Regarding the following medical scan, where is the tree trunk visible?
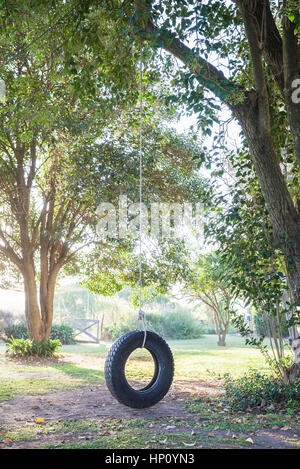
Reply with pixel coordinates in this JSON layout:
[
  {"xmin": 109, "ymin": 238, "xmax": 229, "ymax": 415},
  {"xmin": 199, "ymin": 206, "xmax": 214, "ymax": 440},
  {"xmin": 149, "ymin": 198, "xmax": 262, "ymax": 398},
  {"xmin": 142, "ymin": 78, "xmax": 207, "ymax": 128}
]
[
  {"xmin": 235, "ymin": 99, "xmax": 300, "ymax": 308},
  {"xmin": 23, "ymin": 265, "xmax": 44, "ymax": 342},
  {"xmin": 282, "ymin": 290, "xmax": 300, "ymax": 380},
  {"xmin": 213, "ymin": 308, "xmax": 229, "ymax": 347},
  {"xmin": 287, "ymin": 260, "xmax": 300, "ymax": 308},
  {"xmin": 217, "ymin": 331, "xmax": 227, "ymax": 347},
  {"xmin": 39, "ymin": 274, "xmax": 56, "ymax": 341},
  {"xmin": 23, "ymin": 261, "xmax": 56, "ymax": 343}
]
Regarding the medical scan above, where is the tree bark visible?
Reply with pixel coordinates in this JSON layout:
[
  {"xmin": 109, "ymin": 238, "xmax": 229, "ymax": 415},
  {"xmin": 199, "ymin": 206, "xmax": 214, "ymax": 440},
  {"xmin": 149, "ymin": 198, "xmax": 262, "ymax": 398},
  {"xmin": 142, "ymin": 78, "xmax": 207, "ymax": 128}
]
[
  {"xmin": 283, "ymin": 290, "xmax": 300, "ymax": 378},
  {"xmin": 210, "ymin": 302, "xmax": 230, "ymax": 347},
  {"xmin": 23, "ymin": 263, "xmax": 45, "ymax": 342},
  {"xmin": 232, "ymin": 1, "xmax": 300, "ymax": 308},
  {"xmin": 282, "ymin": 11, "xmax": 300, "ymax": 166},
  {"xmin": 217, "ymin": 330, "xmax": 227, "ymax": 347},
  {"xmin": 39, "ymin": 270, "xmax": 57, "ymax": 341},
  {"xmin": 22, "ymin": 259, "xmax": 59, "ymax": 343}
]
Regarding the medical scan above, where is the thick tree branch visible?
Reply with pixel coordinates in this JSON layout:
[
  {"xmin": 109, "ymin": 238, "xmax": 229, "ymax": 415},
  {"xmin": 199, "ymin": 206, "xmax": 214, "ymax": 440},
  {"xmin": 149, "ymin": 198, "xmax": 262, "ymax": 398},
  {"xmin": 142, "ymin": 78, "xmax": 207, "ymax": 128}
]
[
  {"xmin": 234, "ymin": 0, "xmax": 284, "ymax": 94},
  {"xmin": 237, "ymin": 0, "xmax": 272, "ymax": 134},
  {"xmin": 0, "ymin": 229, "xmax": 24, "ymax": 271},
  {"xmin": 137, "ymin": 14, "xmax": 242, "ymax": 102}
]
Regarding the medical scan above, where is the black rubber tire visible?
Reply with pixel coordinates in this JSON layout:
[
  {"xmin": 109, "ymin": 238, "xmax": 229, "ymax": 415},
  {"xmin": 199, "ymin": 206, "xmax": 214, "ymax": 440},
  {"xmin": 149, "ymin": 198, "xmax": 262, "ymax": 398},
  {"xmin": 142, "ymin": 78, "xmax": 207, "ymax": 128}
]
[{"xmin": 104, "ymin": 330, "xmax": 174, "ymax": 409}]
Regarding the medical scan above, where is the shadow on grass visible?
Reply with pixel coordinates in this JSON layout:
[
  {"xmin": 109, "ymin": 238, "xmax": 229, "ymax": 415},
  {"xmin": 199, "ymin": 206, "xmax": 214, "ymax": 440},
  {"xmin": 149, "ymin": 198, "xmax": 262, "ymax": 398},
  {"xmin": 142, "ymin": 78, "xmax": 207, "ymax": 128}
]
[
  {"xmin": 0, "ymin": 362, "xmax": 105, "ymax": 402},
  {"xmin": 54, "ymin": 363, "xmax": 105, "ymax": 385}
]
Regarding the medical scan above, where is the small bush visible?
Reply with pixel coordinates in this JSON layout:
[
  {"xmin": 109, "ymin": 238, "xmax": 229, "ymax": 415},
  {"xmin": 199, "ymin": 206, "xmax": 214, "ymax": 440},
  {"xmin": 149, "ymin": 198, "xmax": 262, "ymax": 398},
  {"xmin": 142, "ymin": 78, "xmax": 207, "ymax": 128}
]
[
  {"xmin": 0, "ymin": 311, "xmax": 15, "ymax": 334},
  {"xmin": 105, "ymin": 315, "xmax": 137, "ymax": 340},
  {"xmin": 4, "ymin": 322, "xmax": 76, "ymax": 344},
  {"xmin": 155, "ymin": 310, "xmax": 204, "ymax": 339},
  {"xmin": 220, "ymin": 369, "xmax": 300, "ymax": 410},
  {"xmin": 203, "ymin": 323, "xmax": 216, "ymax": 334},
  {"xmin": 4, "ymin": 322, "xmax": 28, "ymax": 340},
  {"xmin": 50, "ymin": 324, "xmax": 76, "ymax": 344},
  {"xmin": 6, "ymin": 337, "xmax": 61, "ymax": 357},
  {"xmin": 106, "ymin": 310, "xmax": 204, "ymax": 340}
]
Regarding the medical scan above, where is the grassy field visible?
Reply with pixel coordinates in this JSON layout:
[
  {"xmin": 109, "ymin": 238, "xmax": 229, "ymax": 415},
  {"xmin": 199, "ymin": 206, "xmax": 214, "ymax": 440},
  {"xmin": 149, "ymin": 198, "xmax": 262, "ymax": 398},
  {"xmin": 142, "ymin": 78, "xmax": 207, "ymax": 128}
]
[
  {"xmin": 0, "ymin": 335, "xmax": 269, "ymax": 402},
  {"xmin": 1, "ymin": 335, "xmax": 299, "ymax": 450}
]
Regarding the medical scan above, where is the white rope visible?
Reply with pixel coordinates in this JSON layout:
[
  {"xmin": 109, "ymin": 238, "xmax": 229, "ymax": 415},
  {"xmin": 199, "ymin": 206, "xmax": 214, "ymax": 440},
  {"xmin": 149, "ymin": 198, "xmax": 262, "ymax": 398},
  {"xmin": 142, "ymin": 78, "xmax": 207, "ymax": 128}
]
[{"xmin": 138, "ymin": 43, "xmax": 147, "ymax": 349}]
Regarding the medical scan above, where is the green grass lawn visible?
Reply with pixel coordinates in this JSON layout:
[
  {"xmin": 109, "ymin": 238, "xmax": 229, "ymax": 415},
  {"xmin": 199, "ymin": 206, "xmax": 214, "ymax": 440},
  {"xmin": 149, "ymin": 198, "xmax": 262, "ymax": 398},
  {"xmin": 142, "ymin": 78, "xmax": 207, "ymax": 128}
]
[
  {"xmin": 170, "ymin": 335, "xmax": 270, "ymax": 378},
  {"xmin": 60, "ymin": 333, "xmax": 270, "ymax": 377},
  {"xmin": 0, "ymin": 335, "xmax": 270, "ymax": 402},
  {"xmin": 1, "ymin": 335, "xmax": 299, "ymax": 450}
]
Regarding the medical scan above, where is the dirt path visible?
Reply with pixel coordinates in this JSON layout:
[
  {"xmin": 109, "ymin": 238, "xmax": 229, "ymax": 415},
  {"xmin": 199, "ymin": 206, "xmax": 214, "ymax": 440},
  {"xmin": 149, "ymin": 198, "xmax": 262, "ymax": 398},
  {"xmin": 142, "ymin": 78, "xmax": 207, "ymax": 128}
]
[{"xmin": 0, "ymin": 384, "xmax": 190, "ymax": 426}]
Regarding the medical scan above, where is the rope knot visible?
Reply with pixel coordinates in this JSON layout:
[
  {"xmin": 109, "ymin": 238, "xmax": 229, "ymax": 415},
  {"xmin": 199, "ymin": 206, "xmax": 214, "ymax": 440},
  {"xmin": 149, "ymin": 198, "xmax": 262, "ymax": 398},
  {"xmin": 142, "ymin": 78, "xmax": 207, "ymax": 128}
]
[{"xmin": 138, "ymin": 309, "xmax": 145, "ymax": 321}]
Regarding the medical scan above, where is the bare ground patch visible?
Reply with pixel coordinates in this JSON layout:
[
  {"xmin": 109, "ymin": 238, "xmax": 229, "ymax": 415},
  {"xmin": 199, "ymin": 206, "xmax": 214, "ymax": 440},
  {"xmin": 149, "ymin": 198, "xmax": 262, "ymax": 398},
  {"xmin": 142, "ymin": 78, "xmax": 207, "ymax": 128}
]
[
  {"xmin": 0, "ymin": 382, "xmax": 299, "ymax": 449},
  {"xmin": 0, "ymin": 384, "xmax": 190, "ymax": 426}
]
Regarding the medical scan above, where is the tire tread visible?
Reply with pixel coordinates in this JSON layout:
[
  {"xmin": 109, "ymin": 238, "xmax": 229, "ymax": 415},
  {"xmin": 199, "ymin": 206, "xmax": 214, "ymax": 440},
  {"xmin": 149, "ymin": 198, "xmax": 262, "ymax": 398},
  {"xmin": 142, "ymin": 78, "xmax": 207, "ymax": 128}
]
[{"xmin": 104, "ymin": 330, "xmax": 174, "ymax": 408}]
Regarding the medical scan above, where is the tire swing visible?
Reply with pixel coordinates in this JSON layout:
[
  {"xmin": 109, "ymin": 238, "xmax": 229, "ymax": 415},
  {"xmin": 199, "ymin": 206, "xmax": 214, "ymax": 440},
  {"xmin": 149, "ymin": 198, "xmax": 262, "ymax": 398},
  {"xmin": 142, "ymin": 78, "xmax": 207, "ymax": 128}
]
[
  {"xmin": 104, "ymin": 47, "xmax": 174, "ymax": 409},
  {"xmin": 105, "ymin": 329, "xmax": 174, "ymax": 409}
]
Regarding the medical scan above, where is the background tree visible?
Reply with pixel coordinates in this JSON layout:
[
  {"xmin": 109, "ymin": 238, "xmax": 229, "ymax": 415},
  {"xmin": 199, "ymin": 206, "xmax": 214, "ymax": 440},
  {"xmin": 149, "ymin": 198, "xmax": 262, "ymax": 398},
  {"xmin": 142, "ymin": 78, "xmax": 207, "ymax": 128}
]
[
  {"xmin": 179, "ymin": 254, "xmax": 235, "ymax": 347},
  {"xmin": 0, "ymin": 1, "xmax": 204, "ymax": 342}
]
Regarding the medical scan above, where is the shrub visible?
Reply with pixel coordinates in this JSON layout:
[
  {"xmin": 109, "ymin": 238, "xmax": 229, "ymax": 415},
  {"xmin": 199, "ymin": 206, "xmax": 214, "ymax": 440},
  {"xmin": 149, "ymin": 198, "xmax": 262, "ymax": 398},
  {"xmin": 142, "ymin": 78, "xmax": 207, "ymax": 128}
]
[
  {"xmin": 220, "ymin": 369, "xmax": 300, "ymax": 410},
  {"xmin": 6, "ymin": 337, "xmax": 61, "ymax": 357},
  {"xmin": 105, "ymin": 315, "xmax": 137, "ymax": 340},
  {"xmin": 4, "ymin": 322, "xmax": 28, "ymax": 340},
  {"xmin": 156, "ymin": 310, "xmax": 204, "ymax": 339},
  {"xmin": 0, "ymin": 311, "xmax": 15, "ymax": 334},
  {"xmin": 106, "ymin": 310, "xmax": 204, "ymax": 340},
  {"xmin": 50, "ymin": 324, "xmax": 76, "ymax": 344},
  {"xmin": 4, "ymin": 322, "xmax": 76, "ymax": 344},
  {"xmin": 203, "ymin": 323, "xmax": 216, "ymax": 334}
]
